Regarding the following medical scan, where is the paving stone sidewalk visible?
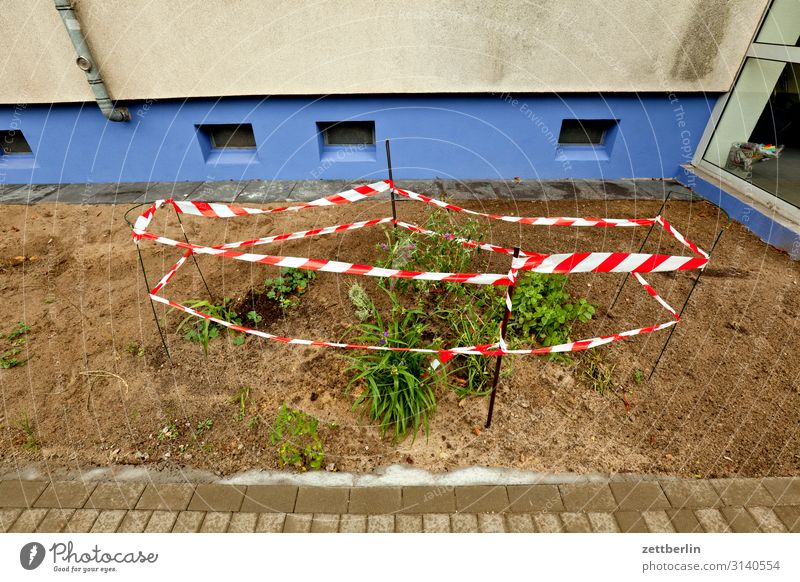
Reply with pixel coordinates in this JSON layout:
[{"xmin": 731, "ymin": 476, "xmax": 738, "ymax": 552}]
[{"xmin": 1, "ymin": 477, "xmax": 798, "ymax": 533}]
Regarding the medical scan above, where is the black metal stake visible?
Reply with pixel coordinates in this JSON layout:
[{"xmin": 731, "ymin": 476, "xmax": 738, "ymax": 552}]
[
  {"xmin": 386, "ymin": 139, "xmax": 397, "ymax": 228},
  {"xmin": 135, "ymin": 244, "xmax": 173, "ymax": 365},
  {"xmin": 648, "ymin": 222, "xmax": 729, "ymax": 381},
  {"xmin": 174, "ymin": 211, "xmax": 214, "ymax": 300},
  {"xmin": 485, "ymin": 247, "xmax": 521, "ymax": 429},
  {"xmin": 609, "ymin": 190, "xmax": 674, "ymax": 312}
]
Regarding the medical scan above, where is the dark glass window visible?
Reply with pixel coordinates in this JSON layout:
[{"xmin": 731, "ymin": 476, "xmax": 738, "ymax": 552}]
[
  {"xmin": 558, "ymin": 119, "xmax": 617, "ymax": 145},
  {"xmin": 0, "ymin": 130, "xmax": 32, "ymax": 154},
  {"xmin": 318, "ymin": 121, "xmax": 375, "ymax": 146},
  {"xmin": 198, "ymin": 124, "xmax": 256, "ymax": 149}
]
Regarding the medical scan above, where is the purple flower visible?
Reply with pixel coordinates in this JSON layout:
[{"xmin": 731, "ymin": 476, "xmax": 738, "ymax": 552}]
[
  {"xmin": 379, "ymin": 331, "xmax": 389, "ymax": 346},
  {"xmin": 383, "ymin": 331, "xmax": 389, "ymax": 337},
  {"xmin": 443, "ymin": 233, "xmax": 455, "ymax": 241},
  {"xmin": 380, "ymin": 242, "xmax": 389, "ymax": 251}
]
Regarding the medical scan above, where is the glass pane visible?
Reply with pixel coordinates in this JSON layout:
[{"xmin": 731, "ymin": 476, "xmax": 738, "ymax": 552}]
[
  {"xmin": 0, "ymin": 130, "xmax": 32, "ymax": 154},
  {"xmin": 203, "ymin": 124, "xmax": 256, "ymax": 149},
  {"xmin": 558, "ymin": 119, "xmax": 616, "ymax": 145},
  {"xmin": 756, "ymin": 0, "xmax": 800, "ymax": 46},
  {"xmin": 704, "ymin": 59, "xmax": 800, "ymax": 208}
]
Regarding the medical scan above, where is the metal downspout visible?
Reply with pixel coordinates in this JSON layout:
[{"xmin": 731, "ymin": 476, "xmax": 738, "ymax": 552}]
[{"xmin": 54, "ymin": 0, "xmax": 130, "ymax": 122}]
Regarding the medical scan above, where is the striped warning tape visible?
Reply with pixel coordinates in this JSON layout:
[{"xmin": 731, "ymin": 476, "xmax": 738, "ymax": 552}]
[{"xmin": 133, "ymin": 181, "xmax": 708, "ymax": 359}]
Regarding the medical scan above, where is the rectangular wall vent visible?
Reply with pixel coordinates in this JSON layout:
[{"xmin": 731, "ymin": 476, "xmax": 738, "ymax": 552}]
[{"xmin": 0, "ymin": 130, "xmax": 32, "ymax": 155}]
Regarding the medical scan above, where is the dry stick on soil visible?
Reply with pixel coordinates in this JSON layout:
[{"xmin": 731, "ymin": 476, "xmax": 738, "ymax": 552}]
[{"xmin": 80, "ymin": 370, "xmax": 130, "ymax": 412}]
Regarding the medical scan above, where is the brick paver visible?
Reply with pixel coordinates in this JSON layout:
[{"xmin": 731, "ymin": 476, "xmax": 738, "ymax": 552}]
[
  {"xmin": 747, "ymin": 507, "xmax": 787, "ymax": 533},
  {"xmin": 660, "ymin": 480, "xmax": 721, "ymax": 509},
  {"xmin": 423, "ymin": 513, "xmax": 451, "ymax": 532},
  {"xmin": 310, "ymin": 513, "xmax": 339, "ymax": 533},
  {"xmin": 87, "ymin": 482, "xmax": 145, "ymax": 510},
  {"xmin": 348, "ymin": 487, "xmax": 401, "ymax": 514},
  {"xmin": 507, "ymin": 484, "xmax": 564, "ymax": 512},
  {"xmin": 35, "ymin": 481, "xmax": 96, "ymax": 508},
  {"xmin": 241, "ymin": 485, "xmax": 297, "ymax": 513},
  {"xmin": 0, "ymin": 476, "xmax": 797, "ymax": 534},
  {"xmin": 118, "ymin": 510, "xmax": 152, "ymax": 533},
  {"xmin": 762, "ymin": 478, "xmax": 800, "ymax": 506},
  {"xmin": 283, "ymin": 513, "xmax": 312, "ymax": 533},
  {"xmin": 367, "ymin": 514, "xmax": 395, "ymax": 533},
  {"xmin": 200, "ymin": 512, "xmax": 232, "ymax": 532},
  {"xmin": 188, "ymin": 485, "xmax": 245, "ymax": 512},
  {"xmin": 712, "ymin": 479, "xmax": 775, "ymax": 507},
  {"xmin": 559, "ymin": 483, "xmax": 616, "ymax": 511},
  {"xmin": 455, "ymin": 485, "xmax": 510, "ymax": 513},
  {"xmin": 91, "ymin": 510, "xmax": 127, "ymax": 533},
  {"xmin": 137, "ymin": 483, "xmax": 195, "ymax": 511},
  {"xmin": 0, "ymin": 480, "xmax": 47, "ymax": 507},
  {"xmin": 172, "ymin": 511, "xmax": 205, "ymax": 533},
  {"xmin": 144, "ymin": 510, "xmax": 177, "ymax": 533},
  {"xmin": 37, "ymin": 508, "xmax": 76, "ymax": 533},
  {"xmin": 295, "ymin": 487, "xmax": 349, "ymax": 514},
  {"xmin": 255, "ymin": 513, "xmax": 286, "ymax": 533},
  {"xmin": 0, "ymin": 508, "xmax": 23, "ymax": 532},
  {"xmin": 401, "ymin": 486, "xmax": 456, "ymax": 514},
  {"xmin": 229, "ymin": 512, "xmax": 258, "ymax": 533},
  {"xmin": 9, "ymin": 508, "xmax": 48, "ymax": 532},
  {"xmin": 66, "ymin": 509, "xmax": 100, "ymax": 533},
  {"xmin": 610, "ymin": 481, "xmax": 670, "ymax": 511}
]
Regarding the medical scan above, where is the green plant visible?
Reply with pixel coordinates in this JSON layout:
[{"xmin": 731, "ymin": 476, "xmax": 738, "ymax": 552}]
[
  {"xmin": 578, "ymin": 350, "xmax": 616, "ymax": 394},
  {"xmin": 195, "ymin": 418, "xmax": 213, "ymax": 438},
  {"xmin": 344, "ymin": 288, "xmax": 443, "ymax": 441},
  {"xmin": 247, "ymin": 415, "xmax": 261, "ymax": 430},
  {"xmin": 231, "ymin": 386, "xmax": 251, "ymax": 422},
  {"xmin": 269, "ymin": 404, "xmax": 325, "ymax": 471},
  {"xmin": 157, "ymin": 420, "xmax": 180, "ymax": 442},
  {"xmin": 246, "ymin": 310, "xmax": 263, "ymax": 324},
  {"xmin": 347, "ymin": 283, "xmax": 372, "ymax": 321},
  {"xmin": 124, "ymin": 341, "xmax": 145, "ymax": 357},
  {"xmin": 378, "ymin": 209, "xmax": 485, "ymax": 297},
  {"xmin": 1, "ymin": 322, "xmax": 30, "ymax": 369},
  {"xmin": 633, "ymin": 368, "xmax": 644, "ymax": 385},
  {"xmin": 508, "ymin": 273, "xmax": 595, "ymax": 349},
  {"xmin": 19, "ymin": 415, "xmax": 40, "ymax": 451},
  {"xmin": 175, "ymin": 298, "xmax": 242, "ymax": 354},
  {"xmin": 264, "ymin": 268, "xmax": 316, "ymax": 312}
]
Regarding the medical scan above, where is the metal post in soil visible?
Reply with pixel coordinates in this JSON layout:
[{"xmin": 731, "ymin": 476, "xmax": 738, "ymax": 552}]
[
  {"xmin": 135, "ymin": 245, "xmax": 173, "ymax": 365},
  {"xmin": 609, "ymin": 190, "xmax": 674, "ymax": 312},
  {"xmin": 385, "ymin": 139, "xmax": 397, "ymax": 227},
  {"xmin": 485, "ymin": 247, "xmax": 521, "ymax": 429},
  {"xmin": 648, "ymin": 221, "xmax": 729, "ymax": 381}
]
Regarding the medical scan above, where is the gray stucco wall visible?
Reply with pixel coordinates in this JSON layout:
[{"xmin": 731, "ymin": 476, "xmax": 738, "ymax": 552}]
[{"xmin": 0, "ymin": 0, "xmax": 769, "ymax": 104}]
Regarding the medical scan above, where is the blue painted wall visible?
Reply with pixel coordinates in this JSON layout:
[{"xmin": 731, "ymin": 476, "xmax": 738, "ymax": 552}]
[
  {"xmin": 676, "ymin": 170, "xmax": 800, "ymax": 260},
  {"xmin": 0, "ymin": 94, "xmax": 714, "ymax": 184}
]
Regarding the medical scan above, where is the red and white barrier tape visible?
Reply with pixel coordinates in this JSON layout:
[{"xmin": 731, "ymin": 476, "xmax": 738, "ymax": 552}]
[{"xmin": 133, "ymin": 181, "xmax": 707, "ymax": 359}]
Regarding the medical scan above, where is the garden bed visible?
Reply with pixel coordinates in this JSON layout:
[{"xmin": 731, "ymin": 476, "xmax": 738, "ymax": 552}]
[{"xmin": 0, "ymin": 195, "xmax": 798, "ymax": 478}]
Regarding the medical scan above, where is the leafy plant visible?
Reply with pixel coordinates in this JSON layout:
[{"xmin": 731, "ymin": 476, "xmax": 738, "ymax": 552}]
[
  {"xmin": 633, "ymin": 368, "xmax": 644, "ymax": 385},
  {"xmin": 269, "ymin": 404, "xmax": 325, "ymax": 471},
  {"xmin": 124, "ymin": 341, "xmax": 145, "ymax": 357},
  {"xmin": 175, "ymin": 298, "xmax": 242, "ymax": 354},
  {"xmin": 344, "ymin": 289, "xmax": 443, "ymax": 441},
  {"xmin": 578, "ymin": 350, "xmax": 616, "ymax": 394},
  {"xmin": 195, "ymin": 418, "xmax": 213, "ymax": 438},
  {"xmin": 246, "ymin": 310, "xmax": 263, "ymax": 324},
  {"xmin": 507, "ymin": 273, "xmax": 595, "ymax": 349},
  {"xmin": 19, "ymin": 415, "xmax": 40, "ymax": 451},
  {"xmin": 1, "ymin": 322, "xmax": 30, "ymax": 369},
  {"xmin": 264, "ymin": 268, "xmax": 316, "ymax": 312},
  {"xmin": 378, "ymin": 209, "xmax": 485, "ymax": 296}
]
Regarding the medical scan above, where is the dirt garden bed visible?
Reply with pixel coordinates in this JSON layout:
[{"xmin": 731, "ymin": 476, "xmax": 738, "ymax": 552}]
[{"xmin": 0, "ymin": 194, "xmax": 798, "ymax": 478}]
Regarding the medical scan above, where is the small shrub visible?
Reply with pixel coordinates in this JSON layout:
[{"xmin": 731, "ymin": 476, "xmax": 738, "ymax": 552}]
[
  {"xmin": 231, "ymin": 386, "xmax": 250, "ymax": 422},
  {"xmin": 264, "ymin": 268, "xmax": 315, "ymax": 312},
  {"xmin": 124, "ymin": 341, "xmax": 144, "ymax": 357},
  {"xmin": 508, "ymin": 273, "xmax": 595, "ymax": 348},
  {"xmin": 19, "ymin": 415, "xmax": 40, "ymax": 451},
  {"xmin": 633, "ymin": 368, "xmax": 644, "ymax": 385},
  {"xmin": 344, "ymin": 289, "xmax": 442, "ymax": 441},
  {"xmin": 175, "ymin": 298, "xmax": 242, "ymax": 354},
  {"xmin": 269, "ymin": 404, "xmax": 325, "ymax": 471}
]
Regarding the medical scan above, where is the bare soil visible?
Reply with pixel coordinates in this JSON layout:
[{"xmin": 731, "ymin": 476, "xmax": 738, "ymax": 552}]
[{"xmin": 0, "ymin": 196, "xmax": 798, "ymax": 478}]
